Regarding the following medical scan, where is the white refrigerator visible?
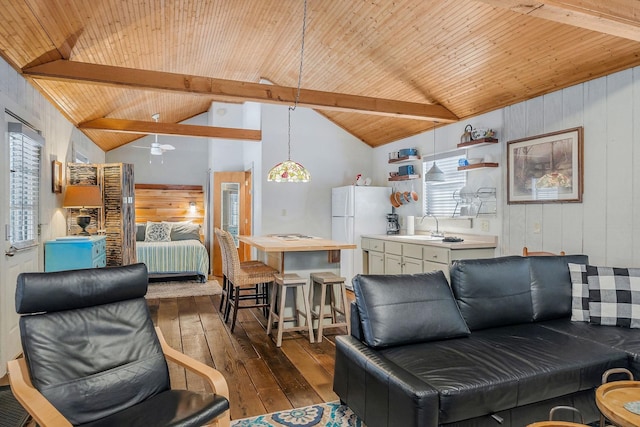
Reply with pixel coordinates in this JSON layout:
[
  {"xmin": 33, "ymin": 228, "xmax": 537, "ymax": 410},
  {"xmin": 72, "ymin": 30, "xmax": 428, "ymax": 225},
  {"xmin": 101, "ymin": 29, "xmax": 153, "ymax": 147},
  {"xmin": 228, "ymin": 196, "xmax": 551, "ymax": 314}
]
[{"xmin": 332, "ymin": 185, "xmax": 391, "ymax": 288}]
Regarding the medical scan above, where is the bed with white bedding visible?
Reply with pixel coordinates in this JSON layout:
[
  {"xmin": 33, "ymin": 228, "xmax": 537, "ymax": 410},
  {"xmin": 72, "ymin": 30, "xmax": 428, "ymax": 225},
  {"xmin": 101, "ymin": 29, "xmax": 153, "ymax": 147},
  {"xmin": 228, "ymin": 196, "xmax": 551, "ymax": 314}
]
[
  {"xmin": 136, "ymin": 239, "xmax": 209, "ymax": 282},
  {"xmin": 134, "ymin": 184, "xmax": 208, "ymax": 282}
]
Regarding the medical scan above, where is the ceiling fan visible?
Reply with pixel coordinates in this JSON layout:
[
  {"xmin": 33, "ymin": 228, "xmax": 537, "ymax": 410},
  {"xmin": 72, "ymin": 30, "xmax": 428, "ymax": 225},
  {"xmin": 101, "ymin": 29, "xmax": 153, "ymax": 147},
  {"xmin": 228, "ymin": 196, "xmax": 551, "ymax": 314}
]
[{"xmin": 133, "ymin": 113, "xmax": 175, "ymax": 156}]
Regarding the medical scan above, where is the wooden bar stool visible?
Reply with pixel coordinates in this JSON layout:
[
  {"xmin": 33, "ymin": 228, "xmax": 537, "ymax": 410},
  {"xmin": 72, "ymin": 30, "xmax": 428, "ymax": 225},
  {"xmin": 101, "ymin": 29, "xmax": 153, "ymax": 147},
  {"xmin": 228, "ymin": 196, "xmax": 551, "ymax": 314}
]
[
  {"xmin": 267, "ymin": 273, "xmax": 315, "ymax": 347},
  {"xmin": 309, "ymin": 272, "xmax": 350, "ymax": 342}
]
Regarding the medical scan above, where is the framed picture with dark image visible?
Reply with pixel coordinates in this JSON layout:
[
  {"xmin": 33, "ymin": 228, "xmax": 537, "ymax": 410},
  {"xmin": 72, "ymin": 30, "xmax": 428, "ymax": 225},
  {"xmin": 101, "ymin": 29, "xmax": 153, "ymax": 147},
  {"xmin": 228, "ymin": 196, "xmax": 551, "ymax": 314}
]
[
  {"xmin": 52, "ymin": 160, "xmax": 62, "ymax": 193},
  {"xmin": 507, "ymin": 127, "xmax": 583, "ymax": 204}
]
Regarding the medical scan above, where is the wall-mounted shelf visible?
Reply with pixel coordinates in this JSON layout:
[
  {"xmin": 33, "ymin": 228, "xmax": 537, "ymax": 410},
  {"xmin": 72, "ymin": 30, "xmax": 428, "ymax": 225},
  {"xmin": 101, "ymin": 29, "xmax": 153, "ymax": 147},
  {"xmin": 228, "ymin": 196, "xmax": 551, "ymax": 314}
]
[
  {"xmin": 458, "ymin": 162, "xmax": 499, "ymax": 171},
  {"xmin": 457, "ymin": 137, "xmax": 499, "ymax": 149},
  {"xmin": 388, "ymin": 174, "xmax": 420, "ymax": 181},
  {"xmin": 388, "ymin": 155, "xmax": 421, "ymax": 164}
]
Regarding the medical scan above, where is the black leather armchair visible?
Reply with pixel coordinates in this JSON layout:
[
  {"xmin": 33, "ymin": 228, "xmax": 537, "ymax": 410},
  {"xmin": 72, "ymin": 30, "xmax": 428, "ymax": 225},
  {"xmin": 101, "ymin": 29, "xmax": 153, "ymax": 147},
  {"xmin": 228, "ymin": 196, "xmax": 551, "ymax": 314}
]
[{"xmin": 7, "ymin": 263, "xmax": 230, "ymax": 427}]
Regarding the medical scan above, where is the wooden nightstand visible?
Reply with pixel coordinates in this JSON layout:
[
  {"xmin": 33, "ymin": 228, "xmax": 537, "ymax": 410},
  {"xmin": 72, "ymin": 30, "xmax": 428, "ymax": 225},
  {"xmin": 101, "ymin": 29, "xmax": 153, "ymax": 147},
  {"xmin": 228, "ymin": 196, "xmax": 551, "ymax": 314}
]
[{"xmin": 44, "ymin": 236, "xmax": 107, "ymax": 272}]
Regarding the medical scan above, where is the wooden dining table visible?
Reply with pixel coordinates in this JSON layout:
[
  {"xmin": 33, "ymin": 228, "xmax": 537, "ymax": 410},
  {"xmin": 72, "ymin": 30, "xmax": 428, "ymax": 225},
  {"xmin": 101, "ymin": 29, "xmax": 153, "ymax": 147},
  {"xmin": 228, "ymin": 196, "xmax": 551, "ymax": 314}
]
[
  {"xmin": 237, "ymin": 234, "xmax": 356, "ymax": 274},
  {"xmin": 238, "ymin": 234, "xmax": 356, "ymax": 328}
]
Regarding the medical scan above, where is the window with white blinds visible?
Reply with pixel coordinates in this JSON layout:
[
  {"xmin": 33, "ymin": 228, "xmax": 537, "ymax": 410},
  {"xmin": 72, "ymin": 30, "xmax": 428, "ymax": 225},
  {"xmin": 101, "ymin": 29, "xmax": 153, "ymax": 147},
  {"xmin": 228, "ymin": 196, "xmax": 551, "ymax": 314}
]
[
  {"xmin": 423, "ymin": 154, "xmax": 466, "ymax": 217},
  {"xmin": 9, "ymin": 122, "xmax": 43, "ymax": 248}
]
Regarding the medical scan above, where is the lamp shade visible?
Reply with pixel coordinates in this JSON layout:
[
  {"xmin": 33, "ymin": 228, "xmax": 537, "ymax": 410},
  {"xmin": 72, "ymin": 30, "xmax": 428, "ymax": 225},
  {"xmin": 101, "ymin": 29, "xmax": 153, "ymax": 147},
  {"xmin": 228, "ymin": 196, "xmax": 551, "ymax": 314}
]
[
  {"xmin": 426, "ymin": 122, "xmax": 445, "ymax": 182},
  {"xmin": 63, "ymin": 185, "xmax": 103, "ymax": 208},
  {"xmin": 425, "ymin": 163, "xmax": 445, "ymax": 182},
  {"xmin": 267, "ymin": 160, "xmax": 311, "ymax": 183}
]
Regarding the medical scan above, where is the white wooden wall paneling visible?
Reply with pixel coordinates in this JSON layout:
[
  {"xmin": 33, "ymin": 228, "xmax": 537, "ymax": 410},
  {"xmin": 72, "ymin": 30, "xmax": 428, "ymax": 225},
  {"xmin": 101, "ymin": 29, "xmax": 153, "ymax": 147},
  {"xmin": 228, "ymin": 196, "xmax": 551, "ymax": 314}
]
[
  {"xmin": 605, "ymin": 70, "xmax": 634, "ymax": 267},
  {"xmin": 541, "ymin": 91, "xmax": 564, "ymax": 255},
  {"xmin": 504, "ymin": 103, "xmax": 525, "ymax": 255},
  {"xmin": 524, "ymin": 96, "xmax": 545, "ymax": 254},
  {"xmin": 503, "ymin": 67, "xmax": 640, "ymax": 266},
  {"xmin": 559, "ymin": 84, "xmax": 585, "ymax": 257},
  {"xmin": 633, "ymin": 68, "xmax": 640, "ymax": 267},
  {"xmin": 582, "ymin": 77, "xmax": 608, "ymax": 265}
]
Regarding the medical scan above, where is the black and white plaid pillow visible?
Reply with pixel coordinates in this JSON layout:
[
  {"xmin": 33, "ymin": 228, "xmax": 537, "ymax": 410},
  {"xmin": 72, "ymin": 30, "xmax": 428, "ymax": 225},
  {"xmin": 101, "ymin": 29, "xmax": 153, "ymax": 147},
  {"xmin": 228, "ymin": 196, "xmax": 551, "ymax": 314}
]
[
  {"xmin": 568, "ymin": 263, "xmax": 589, "ymax": 322},
  {"xmin": 587, "ymin": 265, "xmax": 640, "ymax": 328}
]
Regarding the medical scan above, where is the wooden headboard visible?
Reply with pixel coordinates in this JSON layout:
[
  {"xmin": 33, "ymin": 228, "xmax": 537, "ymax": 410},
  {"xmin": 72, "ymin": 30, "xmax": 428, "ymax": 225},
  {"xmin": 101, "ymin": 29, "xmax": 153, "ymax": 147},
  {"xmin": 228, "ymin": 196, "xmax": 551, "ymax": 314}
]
[{"xmin": 134, "ymin": 184, "xmax": 205, "ymax": 233}]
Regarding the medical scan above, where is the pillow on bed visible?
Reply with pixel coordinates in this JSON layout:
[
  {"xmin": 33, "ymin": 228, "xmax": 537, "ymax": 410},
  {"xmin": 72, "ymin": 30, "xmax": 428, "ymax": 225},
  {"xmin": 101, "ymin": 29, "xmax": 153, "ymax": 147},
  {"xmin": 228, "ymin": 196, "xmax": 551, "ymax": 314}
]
[
  {"xmin": 135, "ymin": 223, "xmax": 146, "ymax": 242},
  {"xmin": 144, "ymin": 221, "xmax": 172, "ymax": 242},
  {"xmin": 168, "ymin": 222, "xmax": 201, "ymax": 241}
]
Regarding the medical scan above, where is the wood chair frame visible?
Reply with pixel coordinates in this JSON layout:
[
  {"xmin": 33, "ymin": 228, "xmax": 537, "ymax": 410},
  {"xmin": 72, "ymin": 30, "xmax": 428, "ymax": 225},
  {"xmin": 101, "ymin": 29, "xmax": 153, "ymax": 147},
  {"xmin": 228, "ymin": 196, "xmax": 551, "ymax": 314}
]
[
  {"xmin": 7, "ymin": 327, "xmax": 230, "ymax": 427},
  {"xmin": 523, "ymin": 247, "xmax": 565, "ymax": 256}
]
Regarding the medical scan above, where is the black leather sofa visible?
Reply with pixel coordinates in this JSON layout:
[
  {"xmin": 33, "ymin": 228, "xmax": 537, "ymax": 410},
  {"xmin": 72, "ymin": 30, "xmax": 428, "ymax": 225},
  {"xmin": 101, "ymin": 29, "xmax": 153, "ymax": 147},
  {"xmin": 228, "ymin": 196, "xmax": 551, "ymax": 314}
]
[{"xmin": 333, "ymin": 255, "xmax": 640, "ymax": 427}]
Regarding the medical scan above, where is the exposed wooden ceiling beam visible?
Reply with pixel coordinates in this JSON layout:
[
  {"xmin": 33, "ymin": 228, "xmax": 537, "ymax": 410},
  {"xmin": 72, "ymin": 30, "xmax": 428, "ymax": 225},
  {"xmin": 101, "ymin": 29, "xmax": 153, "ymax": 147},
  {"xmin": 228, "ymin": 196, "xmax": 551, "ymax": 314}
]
[
  {"xmin": 78, "ymin": 118, "xmax": 262, "ymax": 141},
  {"xmin": 477, "ymin": 0, "xmax": 640, "ymax": 42},
  {"xmin": 23, "ymin": 60, "xmax": 458, "ymax": 122}
]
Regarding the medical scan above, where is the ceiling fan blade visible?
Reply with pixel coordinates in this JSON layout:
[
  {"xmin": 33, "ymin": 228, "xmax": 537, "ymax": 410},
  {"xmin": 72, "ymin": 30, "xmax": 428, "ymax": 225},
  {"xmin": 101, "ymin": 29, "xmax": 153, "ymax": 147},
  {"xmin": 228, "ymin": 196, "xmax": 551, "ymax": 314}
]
[
  {"xmin": 159, "ymin": 144, "xmax": 175, "ymax": 150},
  {"xmin": 132, "ymin": 145, "xmax": 149, "ymax": 149}
]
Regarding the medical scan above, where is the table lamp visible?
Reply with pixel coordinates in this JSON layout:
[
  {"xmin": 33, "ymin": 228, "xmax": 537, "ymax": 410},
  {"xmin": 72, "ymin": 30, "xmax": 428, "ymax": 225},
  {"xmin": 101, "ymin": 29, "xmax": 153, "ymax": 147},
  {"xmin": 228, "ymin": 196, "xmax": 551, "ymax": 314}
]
[{"xmin": 63, "ymin": 185, "xmax": 103, "ymax": 235}]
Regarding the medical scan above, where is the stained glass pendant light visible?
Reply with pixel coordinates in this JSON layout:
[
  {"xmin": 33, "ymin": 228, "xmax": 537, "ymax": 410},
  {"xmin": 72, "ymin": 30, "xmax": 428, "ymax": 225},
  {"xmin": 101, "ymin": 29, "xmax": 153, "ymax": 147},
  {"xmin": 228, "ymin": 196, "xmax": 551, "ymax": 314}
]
[
  {"xmin": 425, "ymin": 122, "xmax": 445, "ymax": 182},
  {"xmin": 267, "ymin": 0, "xmax": 311, "ymax": 183},
  {"xmin": 267, "ymin": 109, "xmax": 311, "ymax": 182}
]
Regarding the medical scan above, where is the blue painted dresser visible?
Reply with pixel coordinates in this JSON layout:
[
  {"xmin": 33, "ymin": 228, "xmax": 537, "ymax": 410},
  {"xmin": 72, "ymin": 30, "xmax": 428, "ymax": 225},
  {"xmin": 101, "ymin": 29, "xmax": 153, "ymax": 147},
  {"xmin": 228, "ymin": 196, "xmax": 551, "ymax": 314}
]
[{"xmin": 44, "ymin": 236, "xmax": 107, "ymax": 272}]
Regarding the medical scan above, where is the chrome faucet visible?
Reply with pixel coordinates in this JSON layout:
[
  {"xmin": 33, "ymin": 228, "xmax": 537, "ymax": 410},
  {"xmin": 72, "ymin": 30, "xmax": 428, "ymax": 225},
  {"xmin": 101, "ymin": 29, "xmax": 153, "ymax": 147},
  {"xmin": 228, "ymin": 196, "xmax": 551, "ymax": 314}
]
[{"xmin": 420, "ymin": 213, "xmax": 444, "ymax": 238}]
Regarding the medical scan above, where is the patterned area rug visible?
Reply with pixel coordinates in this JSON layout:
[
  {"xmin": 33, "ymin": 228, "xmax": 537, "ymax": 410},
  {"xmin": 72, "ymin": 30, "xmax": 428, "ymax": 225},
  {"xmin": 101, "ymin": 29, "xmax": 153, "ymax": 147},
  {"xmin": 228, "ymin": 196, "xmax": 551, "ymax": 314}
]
[
  {"xmin": 230, "ymin": 401, "xmax": 365, "ymax": 427},
  {"xmin": 145, "ymin": 279, "xmax": 221, "ymax": 299}
]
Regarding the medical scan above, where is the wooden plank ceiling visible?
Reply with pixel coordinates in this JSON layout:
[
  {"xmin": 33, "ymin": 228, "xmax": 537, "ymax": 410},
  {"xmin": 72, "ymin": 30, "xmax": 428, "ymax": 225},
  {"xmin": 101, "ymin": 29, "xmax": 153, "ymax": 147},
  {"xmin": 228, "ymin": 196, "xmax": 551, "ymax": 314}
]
[{"xmin": 0, "ymin": 0, "xmax": 638, "ymax": 151}]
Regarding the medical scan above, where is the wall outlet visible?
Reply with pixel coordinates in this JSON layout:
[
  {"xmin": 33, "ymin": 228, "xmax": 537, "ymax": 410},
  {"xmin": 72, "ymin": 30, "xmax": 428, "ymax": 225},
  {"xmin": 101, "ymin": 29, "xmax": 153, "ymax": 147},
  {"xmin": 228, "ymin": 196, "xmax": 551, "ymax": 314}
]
[
  {"xmin": 533, "ymin": 222, "xmax": 541, "ymax": 234},
  {"xmin": 480, "ymin": 220, "xmax": 490, "ymax": 232}
]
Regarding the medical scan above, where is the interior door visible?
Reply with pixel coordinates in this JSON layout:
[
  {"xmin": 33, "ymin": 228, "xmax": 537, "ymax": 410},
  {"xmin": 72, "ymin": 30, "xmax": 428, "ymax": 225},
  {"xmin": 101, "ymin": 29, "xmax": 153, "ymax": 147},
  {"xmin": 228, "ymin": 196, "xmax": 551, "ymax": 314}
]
[
  {"xmin": 1, "ymin": 250, "xmax": 37, "ymax": 376},
  {"xmin": 1, "ymin": 117, "xmax": 40, "ymax": 376},
  {"xmin": 212, "ymin": 171, "xmax": 252, "ymax": 276}
]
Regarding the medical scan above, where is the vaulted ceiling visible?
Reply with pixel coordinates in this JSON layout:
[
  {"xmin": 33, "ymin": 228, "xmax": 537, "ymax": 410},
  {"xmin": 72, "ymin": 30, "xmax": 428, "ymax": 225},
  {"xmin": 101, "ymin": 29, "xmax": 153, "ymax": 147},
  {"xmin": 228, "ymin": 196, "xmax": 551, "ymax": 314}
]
[{"xmin": 0, "ymin": 0, "xmax": 638, "ymax": 151}]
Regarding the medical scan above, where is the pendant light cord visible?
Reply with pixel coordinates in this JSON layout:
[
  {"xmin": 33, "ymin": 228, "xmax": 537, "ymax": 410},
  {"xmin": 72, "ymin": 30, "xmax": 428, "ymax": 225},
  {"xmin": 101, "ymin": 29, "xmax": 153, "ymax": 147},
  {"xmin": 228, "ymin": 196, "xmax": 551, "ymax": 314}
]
[
  {"xmin": 288, "ymin": 0, "xmax": 308, "ymax": 160},
  {"xmin": 432, "ymin": 121, "xmax": 438, "ymax": 163},
  {"xmin": 293, "ymin": 0, "xmax": 308, "ymax": 110}
]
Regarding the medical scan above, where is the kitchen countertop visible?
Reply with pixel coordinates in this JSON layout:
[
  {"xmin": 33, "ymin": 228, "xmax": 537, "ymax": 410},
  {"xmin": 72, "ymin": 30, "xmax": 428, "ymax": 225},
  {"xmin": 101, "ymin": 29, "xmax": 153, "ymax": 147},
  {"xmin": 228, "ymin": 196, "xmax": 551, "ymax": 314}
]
[
  {"xmin": 362, "ymin": 233, "xmax": 498, "ymax": 250},
  {"xmin": 238, "ymin": 234, "xmax": 357, "ymax": 252}
]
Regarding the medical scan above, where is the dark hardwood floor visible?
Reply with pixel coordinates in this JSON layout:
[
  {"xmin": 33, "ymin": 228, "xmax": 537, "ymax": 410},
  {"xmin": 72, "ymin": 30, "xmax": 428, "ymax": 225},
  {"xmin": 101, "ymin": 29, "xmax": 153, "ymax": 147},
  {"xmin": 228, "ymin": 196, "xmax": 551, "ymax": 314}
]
[{"xmin": 146, "ymin": 282, "xmax": 351, "ymax": 421}]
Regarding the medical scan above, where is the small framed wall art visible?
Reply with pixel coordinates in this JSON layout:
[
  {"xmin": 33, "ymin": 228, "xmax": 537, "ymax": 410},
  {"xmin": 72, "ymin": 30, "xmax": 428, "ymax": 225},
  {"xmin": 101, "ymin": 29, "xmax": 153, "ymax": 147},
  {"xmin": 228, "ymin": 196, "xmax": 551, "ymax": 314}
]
[
  {"xmin": 507, "ymin": 127, "xmax": 583, "ymax": 204},
  {"xmin": 52, "ymin": 160, "xmax": 62, "ymax": 193}
]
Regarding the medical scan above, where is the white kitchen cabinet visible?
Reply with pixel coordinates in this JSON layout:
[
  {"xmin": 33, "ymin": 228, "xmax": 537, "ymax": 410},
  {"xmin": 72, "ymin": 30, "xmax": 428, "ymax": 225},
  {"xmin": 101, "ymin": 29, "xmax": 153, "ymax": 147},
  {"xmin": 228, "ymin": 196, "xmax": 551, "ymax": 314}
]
[
  {"xmin": 361, "ymin": 235, "xmax": 496, "ymax": 278},
  {"xmin": 362, "ymin": 238, "xmax": 384, "ymax": 252},
  {"xmin": 403, "ymin": 256, "xmax": 423, "ymax": 274},
  {"xmin": 384, "ymin": 253, "xmax": 403, "ymax": 274},
  {"xmin": 423, "ymin": 245, "xmax": 451, "ymax": 277},
  {"xmin": 384, "ymin": 241, "xmax": 402, "ymax": 255},
  {"xmin": 402, "ymin": 243, "xmax": 424, "ymax": 274},
  {"xmin": 423, "ymin": 260, "xmax": 446, "ymax": 274},
  {"xmin": 368, "ymin": 250, "xmax": 385, "ymax": 274},
  {"xmin": 383, "ymin": 241, "xmax": 427, "ymax": 274},
  {"xmin": 450, "ymin": 248, "xmax": 496, "ymax": 262},
  {"xmin": 384, "ymin": 252, "xmax": 422, "ymax": 274},
  {"xmin": 383, "ymin": 240, "xmax": 402, "ymax": 274},
  {"xmin": 362, "ymin": 238, "xmax": 385, "ymax": 275}
]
